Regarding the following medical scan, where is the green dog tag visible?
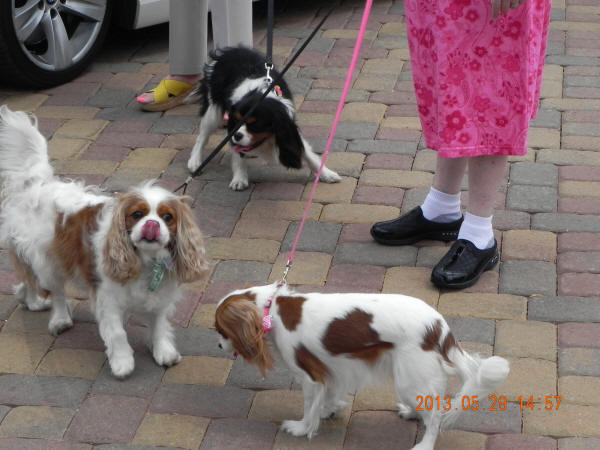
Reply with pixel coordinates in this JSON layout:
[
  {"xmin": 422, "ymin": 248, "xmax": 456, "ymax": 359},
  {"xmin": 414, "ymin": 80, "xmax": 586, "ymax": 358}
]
[{"xmin": 149, "ymin": 260, "xmax": 166, "ymax": 292}]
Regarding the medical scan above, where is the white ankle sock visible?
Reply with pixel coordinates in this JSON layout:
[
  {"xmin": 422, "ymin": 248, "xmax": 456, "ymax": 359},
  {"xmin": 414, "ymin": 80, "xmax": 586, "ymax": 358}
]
[
  {"xmin": 457, "ymin": 212, "xmax": 495, "ymax": 250},
  {"xmin": 421, "ymin": 187, "xmax": 462, "ymax": 223}
]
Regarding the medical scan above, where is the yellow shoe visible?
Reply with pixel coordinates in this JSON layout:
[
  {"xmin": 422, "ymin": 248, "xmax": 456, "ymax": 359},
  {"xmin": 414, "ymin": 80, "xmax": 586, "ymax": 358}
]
[{"xmin": 137, "ymin": 79, "xmax": 195, "ymax": 112}]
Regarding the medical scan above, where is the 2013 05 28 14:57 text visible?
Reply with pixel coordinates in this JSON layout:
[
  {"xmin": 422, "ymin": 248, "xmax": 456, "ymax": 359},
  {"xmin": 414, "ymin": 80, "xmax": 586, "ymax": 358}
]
[{"xmin": 416, "ymin": 395, "xmax": 562, "ymax": 411}]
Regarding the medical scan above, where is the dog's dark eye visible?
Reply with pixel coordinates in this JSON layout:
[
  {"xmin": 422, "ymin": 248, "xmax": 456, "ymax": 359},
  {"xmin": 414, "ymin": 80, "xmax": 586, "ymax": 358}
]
[
  {"xmin": 162, "ymin": 213, "xmax": 173, "ymax": 222},
  {"xmin": 131, "ymin": 211, "xmax": 144, "ymax": 220}
]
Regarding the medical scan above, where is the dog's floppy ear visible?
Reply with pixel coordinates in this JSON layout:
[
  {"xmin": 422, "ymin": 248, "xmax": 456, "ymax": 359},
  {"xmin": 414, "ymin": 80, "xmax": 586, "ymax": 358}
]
[
  {"xmin": 269, "ymin": 99, "xmax": 303, "ymax": 169},
  {"xmin": 103, "ymin": 193, "xmax": 141, "ymax": 284},
  {"xmin": 215, "ymin": 293, "xmax": 274, "ymax": 376},
  {"xmin": 170, "ymin": 197, "xmax": 208, "ymax": 283}
]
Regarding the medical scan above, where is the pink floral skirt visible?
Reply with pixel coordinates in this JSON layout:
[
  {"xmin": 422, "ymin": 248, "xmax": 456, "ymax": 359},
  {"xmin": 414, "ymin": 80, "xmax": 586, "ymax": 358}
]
[{"xmin": 405, "ymin": 0, "xmax": 551, "ymax": 157}]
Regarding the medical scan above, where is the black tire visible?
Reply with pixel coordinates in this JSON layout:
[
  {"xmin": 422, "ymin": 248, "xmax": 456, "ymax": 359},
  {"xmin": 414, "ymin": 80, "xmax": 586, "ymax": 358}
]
[{"xmin": 0, "ymin": 0, "xmax": 113, "ymax": 89}]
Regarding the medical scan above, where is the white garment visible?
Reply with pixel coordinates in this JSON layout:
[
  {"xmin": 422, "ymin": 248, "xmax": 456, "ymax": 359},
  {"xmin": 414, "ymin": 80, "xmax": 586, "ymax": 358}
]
[
  {"xmin": 169, "ymin": 0, "xmax": 253, "ymax": 74},
  {"xmin": 421, "ymin": 187, "xmax": 462, "ymax": 223},
  {"xmin": 457, "ymin": 212, "xmax": 495, "ymax": 250}
]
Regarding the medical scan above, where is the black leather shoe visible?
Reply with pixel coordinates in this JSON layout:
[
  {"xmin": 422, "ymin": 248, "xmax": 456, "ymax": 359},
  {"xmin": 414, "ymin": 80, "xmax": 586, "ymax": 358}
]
[
  {"xmin": 431, "ymin": 239, "xmax": 499, "ymax": 289},
  {"xmin": 370, "ymin": 207, "xmax": 463, "ymax": 246}
]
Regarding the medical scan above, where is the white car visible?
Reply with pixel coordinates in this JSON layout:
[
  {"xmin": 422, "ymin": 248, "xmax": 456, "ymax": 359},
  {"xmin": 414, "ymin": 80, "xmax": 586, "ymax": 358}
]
[{"xmin": 1, "ymin": 0, "xmax": 256, "ymax": 88}]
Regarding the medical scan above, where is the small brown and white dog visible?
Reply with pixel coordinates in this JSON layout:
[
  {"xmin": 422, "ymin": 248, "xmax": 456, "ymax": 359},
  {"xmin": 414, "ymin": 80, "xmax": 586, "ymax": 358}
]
[
  {"xmin": 215, "ymin": 283, "xmax": 509, "ymax": 450},
  {"xmin": 0, "ymin": 106, "xmax": 207, "ymax": 378}
]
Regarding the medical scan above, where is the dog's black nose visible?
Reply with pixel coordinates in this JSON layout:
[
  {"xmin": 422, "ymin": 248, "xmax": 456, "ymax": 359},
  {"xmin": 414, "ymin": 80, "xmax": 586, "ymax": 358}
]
[
  {"xmin": 233, "ymin": 132, "xmax": 243, "ymax": 142},
  {"xmin": 218, "ymin": 343, "xmax": 223, "ymax": 349}
]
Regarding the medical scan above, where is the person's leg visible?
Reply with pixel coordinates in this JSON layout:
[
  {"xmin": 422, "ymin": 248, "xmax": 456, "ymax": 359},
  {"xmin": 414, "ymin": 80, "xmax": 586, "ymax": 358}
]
[
  {"xmin": 456, "ymin": 155, "xmax": 508, "ymax": 250},
  {"xmin": 137, "ymin": 0, "xmax": 208, "ymax": 106},
  {"xmin": 421, "ymin": 155, "xmax": 467, "ymax": 223},
  {"xmin": 432, "ymin": 155, "xmax": 468, "ymax": 195},
  {"xmin": 431, "ymin": 154, "xmax": 507, "ymax": 289},
  {"xmin": 465, "ymin": 155, "xmax": 507, "ymax": 218},
  {"xmin": 211, "ymin": 0, "xmax": 253, "ymax": 48},
  {"xmin": 169, "ymin": 0, "xmax": 209, "ymax": 76}
]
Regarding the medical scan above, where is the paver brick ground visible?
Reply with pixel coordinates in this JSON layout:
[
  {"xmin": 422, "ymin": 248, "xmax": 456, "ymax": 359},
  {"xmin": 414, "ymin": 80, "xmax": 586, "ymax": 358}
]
[
  {"xmin": 1, "ymin": 0, "xmax": 599, "ymax": 447},
  {"xmin": 559, "ymin": 376, "xmax": 600, "ymax": 406},
  {"xmin": 494, "ymin": 320, "xmax": 557, "ymax": 361},
  {"xmin": 65, "ymin": 394, "xmax": 149, "ymax": 444},
  {"xmin": 132, "ymin": 413, "xmax": 210, "ymax": 449},
  {"xmin": 0, "ymin": 406, "xmax": 74, "ymax": 440}
]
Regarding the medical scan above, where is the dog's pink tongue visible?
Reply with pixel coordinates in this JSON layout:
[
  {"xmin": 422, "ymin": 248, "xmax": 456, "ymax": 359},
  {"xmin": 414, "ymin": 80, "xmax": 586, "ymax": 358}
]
[
  {"xmin": 141, "ymin": 221, "xmax": 160, "ymax": 241},
  {"xmin": 233, "ymin": 144, "xmax": 252, "ymax": 153}
]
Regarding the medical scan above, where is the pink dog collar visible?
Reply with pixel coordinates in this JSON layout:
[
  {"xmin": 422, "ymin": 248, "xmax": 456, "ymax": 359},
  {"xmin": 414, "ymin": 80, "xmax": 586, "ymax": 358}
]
[
  {"xmin": 233, "ymin": 137, "xmax": 268, "ymax": 154},
  {"xmin": 262, "ymin": 281, "xmax": 285, "ymax": 336}
]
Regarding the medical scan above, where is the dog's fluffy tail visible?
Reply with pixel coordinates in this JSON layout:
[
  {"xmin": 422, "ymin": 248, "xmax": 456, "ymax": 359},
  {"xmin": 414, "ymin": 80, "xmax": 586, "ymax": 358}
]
[
  {"xmin": 441, "ymin": 345, "xmax": 509, "ymax": 428},
  {"xmin": 0, "ymin": 105, "xmax": 53, "ymax": 190}
]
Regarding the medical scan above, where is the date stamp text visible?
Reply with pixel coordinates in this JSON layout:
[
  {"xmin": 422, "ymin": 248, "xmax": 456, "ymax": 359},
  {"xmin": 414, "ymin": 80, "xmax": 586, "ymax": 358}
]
[{"xmin": 415, "ymin": 395, "xmax": 561, "ymax": 412}]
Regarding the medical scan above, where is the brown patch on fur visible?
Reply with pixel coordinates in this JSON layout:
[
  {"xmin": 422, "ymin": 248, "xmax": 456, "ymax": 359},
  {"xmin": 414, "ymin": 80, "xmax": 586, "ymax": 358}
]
[
  {"xmin": 421, "ymin": 319, "xmax": 460, "ymax": 364},
  {"xmin": 441, "ymin": 331, "xmax": 460, "ymax": 363},
  {"xmin": 295, "ymin": 345, "xmax": 329, "ymax": 384},
  {"xmin": 233, "ymin": 113, "xmax": 256, "ymax": 124},
  {"xmin": 157, "ymin": 201, "xmax": 178, "ymax": 235},
  {"xmin": 421, "ymin": 320, "xmax": 443, "ymax": 352},
  {"xmin": 124, "ymin": 200, "xmax": 149, "ymax": 230},
  {"xmin": 215, "ymin": 292, "xmax": 257, "ymax": 337},
  {"xmin": 103, "ymin": 193, "xmax": 144, "ymax": 284},
  {"xmin": 276, "ymin": 296, "xmax": 306, "ymax": 331},
  {"xmin": 52, "ymin": 204, "xmax": 104, "ymax": 286},
  {"xmin": 214, "ymin": 291, "xmax": 273, "ymax": 376},
  {"xmin": 322, "ymin": 308, "xmax": 394, "ymax": 365},
  {"xmin": 166, "ymin": 198, "xmax": 207, "ymax": 284}
]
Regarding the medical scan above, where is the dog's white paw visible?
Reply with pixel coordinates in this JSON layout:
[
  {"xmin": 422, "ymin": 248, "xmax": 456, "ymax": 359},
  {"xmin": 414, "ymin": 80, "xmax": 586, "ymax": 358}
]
[
  {"xmin": 153, "ymin": 341, "xmax": 181, "ymax": 367},
  {"xmin": 397, "ymin": 402, "xmax": 418, "ymax": 420},
  {"xmin": 25, "ymin": 296, "xmax": 52, "ymax": 312},
  {"xmin": 48, "ymin": 313, "xmax": 73, "ymax": 336},
  {"xmin": 229, "ymin": 177, "xmax": 249, "ymax": 191},
  {"xmin": 14, "ymin": 283, "xmax": 52, "ymax": 311},
  {"xmin": 319, "ymin": 169, "xmax": 341, "ymax": 184},
  {"xmin": 109, "ymin": 353, "xmax": 135, "ymax": 378},
  {"xmin": 281, "ymin": 420, "xmax": 311, "ymax": 437}
]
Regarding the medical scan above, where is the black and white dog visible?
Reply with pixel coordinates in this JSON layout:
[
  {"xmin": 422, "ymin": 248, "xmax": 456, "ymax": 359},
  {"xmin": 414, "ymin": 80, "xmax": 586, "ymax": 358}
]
[{"xmin": 187, "ymin": 47, "xmax": 341, "ymax": 191}]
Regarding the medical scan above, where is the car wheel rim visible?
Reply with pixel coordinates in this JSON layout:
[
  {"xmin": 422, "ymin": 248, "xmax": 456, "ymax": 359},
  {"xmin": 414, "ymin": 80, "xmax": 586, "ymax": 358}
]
[{"xmin": 12, "ymin": 0, "xmax": 107, "ymax": 71}]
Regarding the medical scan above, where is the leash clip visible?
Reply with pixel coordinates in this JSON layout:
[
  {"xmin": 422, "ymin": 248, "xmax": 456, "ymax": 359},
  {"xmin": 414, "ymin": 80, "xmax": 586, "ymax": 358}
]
[
  {"xmin": 265, "ymin": 62, "xmax": 274, "ymax": 85},
  {"xmin": 280, "ymin": 260, "xmax": 291, "ymax": 285}
]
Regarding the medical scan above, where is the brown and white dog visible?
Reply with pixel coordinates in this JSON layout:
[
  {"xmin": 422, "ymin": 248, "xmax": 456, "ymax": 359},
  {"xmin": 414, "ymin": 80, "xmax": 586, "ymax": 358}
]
[
  {"xmin": 0, "ymin": 106, "xmax": 207, "ymax": 378},
  {"xmin": 215, "ymin": 283, "xmax": 509, "ymax": 450}
]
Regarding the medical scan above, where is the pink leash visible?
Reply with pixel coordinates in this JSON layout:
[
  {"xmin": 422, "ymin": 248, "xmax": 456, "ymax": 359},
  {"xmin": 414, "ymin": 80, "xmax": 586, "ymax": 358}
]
[
  {"xmin": 263, "ymin": 0, "xmax": 373, "ymax": 335},
  {"xmin": 282, "ymin": 0, "xmax": 374, "ymax": 282}
]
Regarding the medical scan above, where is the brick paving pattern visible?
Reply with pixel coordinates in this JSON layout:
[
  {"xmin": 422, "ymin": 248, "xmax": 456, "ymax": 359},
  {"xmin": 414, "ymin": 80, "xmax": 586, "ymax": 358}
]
[{"xmin": 1, "ymin": 0, "xmax": 599, "ymax": 448}]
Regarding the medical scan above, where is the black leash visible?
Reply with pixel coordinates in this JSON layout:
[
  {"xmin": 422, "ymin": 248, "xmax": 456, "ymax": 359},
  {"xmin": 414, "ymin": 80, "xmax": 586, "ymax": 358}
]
[
  {"xmin": 173, "ymin": 0, "xmax": 341, "ymax": 195},
  {"xmin": 265, "ymin": 0, "xmax": 274, "ymax": 74}
]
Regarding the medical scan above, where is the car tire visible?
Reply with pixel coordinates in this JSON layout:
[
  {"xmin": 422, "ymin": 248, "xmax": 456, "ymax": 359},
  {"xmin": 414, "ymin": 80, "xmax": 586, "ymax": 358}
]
[{"xmin": 0, "ymin": 0, "xmax": 113, "ymax": 89}]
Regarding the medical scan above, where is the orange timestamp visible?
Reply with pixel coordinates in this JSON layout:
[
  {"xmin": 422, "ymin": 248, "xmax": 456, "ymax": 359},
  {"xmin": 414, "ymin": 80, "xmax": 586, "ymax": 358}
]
[{"xmin": 415, "ymin": 394, "xmax": 562, "ymax": 412}]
